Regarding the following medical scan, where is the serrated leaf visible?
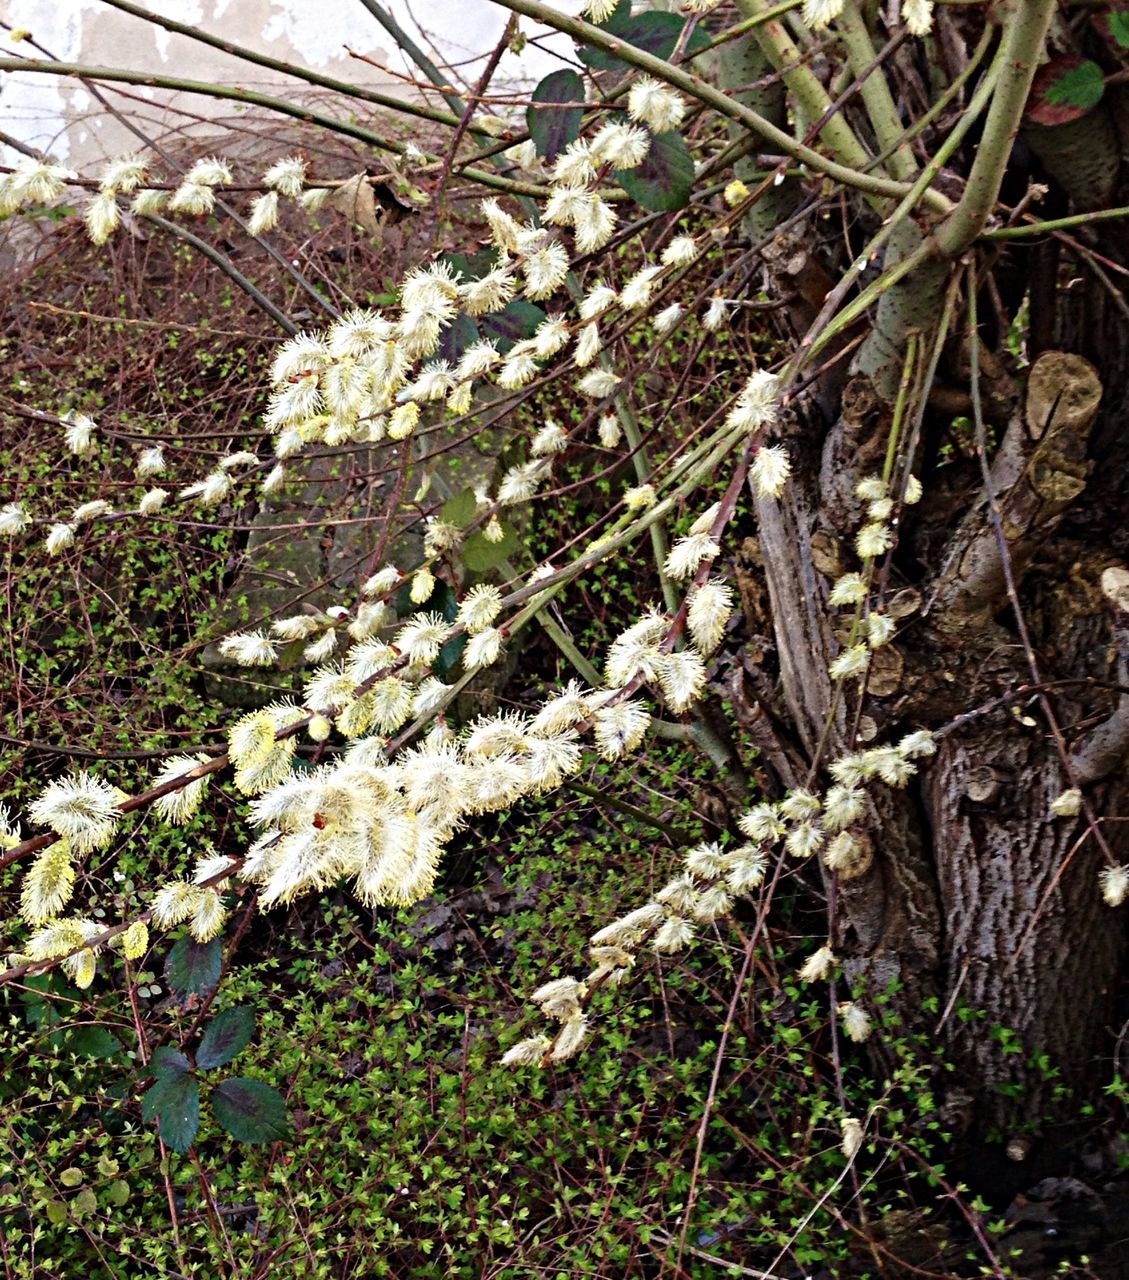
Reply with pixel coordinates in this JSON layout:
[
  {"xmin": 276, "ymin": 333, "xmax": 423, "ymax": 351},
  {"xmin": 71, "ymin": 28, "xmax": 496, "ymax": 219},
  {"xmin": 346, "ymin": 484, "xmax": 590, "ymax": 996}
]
[
  {"xmin": 440, "ymin": 488, "xmax": 478, "ymax": 529},
  {"xmin": 616, "ymin": 130, "xmax": 694, "ymax": 211},
  {"xmin": 480, "ymin": 300, "xmax": 546, "ymax": 353},
  {"xmin": 150, "ymin": 1045, "xmax": 190, "ymax": 1077},
  {"xmin": 327, "ymin": 172, "xmax": 383, "ymax": 237},
  {"xmin": 212, "ymin": 1077, "xmax": 289, "ymax": 1144},
  {"xmin": 1093, "ymin": 6, "xmax": 1129, "ymax": 50},
  {"xmin": 165, "ymin": 936, "xmax": 222, "ymax": 998},
  {"xmin": 527, "ymin": 70, "xmax": 584, "ymax": 163},
  {"xmin": 142, "ymin": 1074, "xmax": 200, "ymax": 1153},
  {"xmin": 1027, "ymin": 57, "xmax": 1105, "ymax": 126},
  {"xmin": 578, "ymin": 12, "xmax": 710, "ymax": 73},
  {"xmin": 195, "ymin": 1006, "xmax": 254, "ymax": 1071},
  {"xmin": 462, "ymin": 523, "xmax": 522, "ymax": 572}
]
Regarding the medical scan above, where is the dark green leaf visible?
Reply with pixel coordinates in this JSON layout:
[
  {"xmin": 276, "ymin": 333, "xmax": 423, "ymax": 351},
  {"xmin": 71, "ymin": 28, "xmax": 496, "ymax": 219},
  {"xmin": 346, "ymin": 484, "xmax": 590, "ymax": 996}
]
[
  {"xmin": 438, "ymin": 312, "xmax": 479, "ymax": 364},
  {"xmin": 527, "ymin": 70, "xmax": 584, "ymax": 163},
  {"xmin": 434, "ymin": 634, "xmax": 467, "ymax": 680},
  {"xmin": 276, "ymin": 637, "xmax": 308, "ymax": 672},
  {"xmin": 480, "ymin": 300, "xmax": 545, "ymax": 352},
  {"xmin": 151, "ymin": 1045, "xmax": 190, "ymax": 1077},
  {"xmin": 440, "ymin": 488, "xmax": 478, "ymax": 529},
  {"xmin": 212, "ymin": 1077, "xmax": 289, "ymax": 1144},
  {"xmin": 578, "ymin": 12, "xmax": 710, "ymax": 73},
  {"xmin": 142, "ymin": 1074, "xmax": 200, "ymax": 1153},
  {"xmin": 1111, "ymin": 12, "xmax": 1129, "ymax": 48},
  {"xmin": 439, "ymin": 248, "xmax": 498, "ymax": 281},
  {"xmin": 165, "ymin": 936, "xmax": 222, "ymax": 998},
  {"xmin": 462, "ymin": 522, "xmax": 521, "ymax": 572},
  {"xmin": 196, "ymin": 1006, "xmax": 254, "ymax": 1071},
  {"xmin": 616, "ymin": 130, "xmax": 694, "ymax": 211}
]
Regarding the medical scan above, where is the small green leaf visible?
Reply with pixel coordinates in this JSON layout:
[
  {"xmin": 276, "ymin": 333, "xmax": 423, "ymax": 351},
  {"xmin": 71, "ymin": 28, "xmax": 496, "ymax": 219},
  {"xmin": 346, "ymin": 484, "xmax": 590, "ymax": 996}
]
[
  {"xmin": 45, "ymin": 1200, "xmax": 67, "ymax": 1226},
  {"xmin": 142, "ymin": 1074, "xmax": 200, "ymax": 1154},
  {"xmin": 480, "ymin": 300, "xmax": 545, "ymax": 352},
  {"xmin": 1111, "ymin": 11, "xmax": 1129, "ymax": 48},
  {"xmin": 107, "ymin": 1179, "xmax": 130, "ymax": 1207},
  {"xmin": 59, "ymin": 1167, "xmax": 84, "ymax": 1188},
  {"xmin": 96, "ymin": 1154, "xmax": 120, "ymax": 1178},
  {"xmin": 165, "ymin": 935, "xmax": 222, "ymax": 998},
  {"xmin": 212, "ymin": 1077, "xmax": 289, "ymax": 1144},
  {"xmin": 527, "ymin": 70, "xmax": 584, "ymax": 163},
  {"xmin": 440, "ymin": 488, "xmax": 477, "ymax": 529},
  {"xmin": 150, "ymin": 1045, "xmax": 190, "ymax": 1077},
  {"xmin": 196, "ymin": 1006, "xmax": 255, "ymax": 1070},
  {"xmin": 617, "ymin": 131, "xmax": 694, "ymax": 212},
  {"xmin": 462, "ymin": 522, "xmax": 521, "ymax": 572}
]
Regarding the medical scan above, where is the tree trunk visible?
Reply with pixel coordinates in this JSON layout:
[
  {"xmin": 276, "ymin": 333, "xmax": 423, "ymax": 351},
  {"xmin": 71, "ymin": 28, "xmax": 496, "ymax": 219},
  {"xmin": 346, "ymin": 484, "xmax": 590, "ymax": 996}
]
[{"xmin": 747, "ymin": 199, "xmax": 1129, "ymax": 1174}]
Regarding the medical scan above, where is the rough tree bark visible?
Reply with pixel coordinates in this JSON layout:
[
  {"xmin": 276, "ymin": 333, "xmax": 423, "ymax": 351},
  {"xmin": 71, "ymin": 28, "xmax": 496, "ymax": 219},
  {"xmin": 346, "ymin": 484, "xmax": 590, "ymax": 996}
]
[{"xmin": 735, "ymin": 5, "xmax": 1129, "ymax": 1170}]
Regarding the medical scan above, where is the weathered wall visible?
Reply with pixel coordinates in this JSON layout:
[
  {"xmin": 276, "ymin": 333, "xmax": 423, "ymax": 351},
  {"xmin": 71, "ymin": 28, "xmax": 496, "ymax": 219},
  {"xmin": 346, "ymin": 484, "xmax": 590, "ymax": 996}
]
[{"xmin": 0, "ymin": 0, "xmax": 581, "ymax": 168}]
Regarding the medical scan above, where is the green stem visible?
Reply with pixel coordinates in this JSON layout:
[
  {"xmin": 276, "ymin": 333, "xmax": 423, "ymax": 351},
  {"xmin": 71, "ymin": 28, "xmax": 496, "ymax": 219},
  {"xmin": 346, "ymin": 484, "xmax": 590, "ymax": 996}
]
[
  {"xmin": 486, "ymin": 0, "xmax": 952, "ymax": 214},
  {"xmin": 689, "ymin": 0, "xmax": 803, "ymax": 58},
  {"xmin": 835, "ymin": 2, "xmax": 917, "ymax": 181},
  {"xmin": 95, "ymin": 0, "xmax": 461, "ymax": 130},
  {"xmin": 793, "ymin": 39, "xmax": 1005, "ymax": 377},
  {"xmin": 613, "ymin": 391, "xmax": 680, "ymax": 615},
  {"xmin": 984, "ymin": 205, "xmax": 1129, "ymax": 241},
  {"xmin": 354, "ymin": 0, "xmax": 467, "ymax": 117},
  {"xmin": 145, "ymin": 214, "xmax": 297, "ymax": 334},
  {"xmin": 564, "ymin": 781, "xmax": 686, "ymax": 842},
  {"xmin": 733, "ymin": 0, "xmax": 874, "ymax": 179},
  {"xmin": 0, "ymin": 58, "xmax": 549, "ymax": 199},
  {"xmin": 935, "ymin": 0, "xmax": 1057, "ymax": 256},
  {"xmin": 864, "ymin": 25, "xmax": 994, "ymax": 175}
]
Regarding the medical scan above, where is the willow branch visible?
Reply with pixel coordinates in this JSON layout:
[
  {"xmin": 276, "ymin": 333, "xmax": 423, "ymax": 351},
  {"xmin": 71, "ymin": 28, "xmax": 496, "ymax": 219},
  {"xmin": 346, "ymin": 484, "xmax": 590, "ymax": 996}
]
[
  {"xmin": 94, "ymin": 0, "xmax": 462, "ymax": 131},
  {"xmin": 935, "ymin": 0, "xmax": 1057, "ymax": 256},
  {"xmin": 836, "ymin": 1, "xmax": 916, "ymax": 181},
  {"xmin": 733, "ymin": 0, "xmax": 875, "ymax": 180},
  {"xmin": 354, "ymin": 0, "xmax": 467, "ymax": 117},
  {"xmin": 485, "ymin": 0, "xmax": 953, "ymax": 214},
  {"xmin": 0, "ymin": 57, "xmax": 549, "ymax": 198}
]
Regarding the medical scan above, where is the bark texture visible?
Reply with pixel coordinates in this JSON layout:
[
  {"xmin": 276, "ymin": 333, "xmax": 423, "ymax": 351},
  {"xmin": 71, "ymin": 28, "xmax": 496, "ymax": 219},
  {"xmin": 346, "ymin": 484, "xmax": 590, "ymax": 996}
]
[{"xmin": 740, "ymin": 30, "xmax": 1129, "ymax": 1160}]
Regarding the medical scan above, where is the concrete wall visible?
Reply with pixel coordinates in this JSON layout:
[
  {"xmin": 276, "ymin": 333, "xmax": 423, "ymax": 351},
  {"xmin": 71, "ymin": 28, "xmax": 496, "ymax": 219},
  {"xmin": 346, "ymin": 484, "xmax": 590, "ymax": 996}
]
[{"xmin": 0, "ymin": 0, "xmax": 583, "ymax": 169}]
